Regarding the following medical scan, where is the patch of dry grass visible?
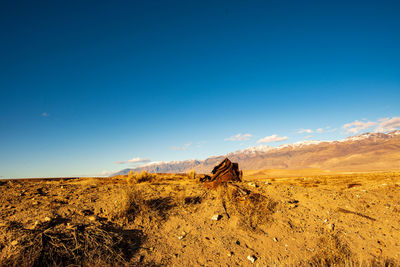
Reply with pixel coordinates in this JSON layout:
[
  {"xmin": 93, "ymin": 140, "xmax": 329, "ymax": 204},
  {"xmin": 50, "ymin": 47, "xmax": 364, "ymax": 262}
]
[
  {"xmin": 0, "ymin": 220, "xmax": 139, "ymax": 266},
  {"xmin": 309, "ymin": 232, "xmax": 351, "ymax": 266},
  {"xmin": 216, "ymin": 184, "xmax": 277, "ymax": 231},
  {"xmin": 187, "ymin": 169, "xmax": 196, "ymax": 180},
  {"xmin": 118, "ymin": 185, "xmax": 175, "ymax": 227},
  {"xmin": 126, "ymin": 171, "xmax": 156, "ymax": 184}
]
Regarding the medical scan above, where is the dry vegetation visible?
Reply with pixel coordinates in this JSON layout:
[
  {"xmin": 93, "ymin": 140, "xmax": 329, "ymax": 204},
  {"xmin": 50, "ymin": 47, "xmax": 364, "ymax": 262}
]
[{"xmin": 1, "ymin": 171, "xmax": 400, "ymax": 266}]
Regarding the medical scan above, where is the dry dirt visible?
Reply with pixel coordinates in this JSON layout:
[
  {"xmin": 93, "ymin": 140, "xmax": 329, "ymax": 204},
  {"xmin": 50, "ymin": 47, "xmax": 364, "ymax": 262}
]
[{"xmin": 1, "ymin": 171, "xmax": 400, "ymax": 266}]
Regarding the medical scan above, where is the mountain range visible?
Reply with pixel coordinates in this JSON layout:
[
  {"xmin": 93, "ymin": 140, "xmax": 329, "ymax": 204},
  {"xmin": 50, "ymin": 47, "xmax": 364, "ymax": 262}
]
[{"xmin": 113, "ymin": 131, "xmax": 400, "ymax": 176}]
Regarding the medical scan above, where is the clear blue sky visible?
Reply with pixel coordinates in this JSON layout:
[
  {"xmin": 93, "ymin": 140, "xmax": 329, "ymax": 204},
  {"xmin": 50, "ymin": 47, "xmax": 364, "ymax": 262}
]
[{"xmin": 1, "ymin": 1, "xmax": 399, "ymax": 178}]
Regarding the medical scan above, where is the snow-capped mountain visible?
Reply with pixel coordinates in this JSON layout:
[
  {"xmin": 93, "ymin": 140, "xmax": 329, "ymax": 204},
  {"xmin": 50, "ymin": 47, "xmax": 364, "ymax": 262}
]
[{"xmin": 113, "ymin": 130, "xmax": 400, "ymax": 176}]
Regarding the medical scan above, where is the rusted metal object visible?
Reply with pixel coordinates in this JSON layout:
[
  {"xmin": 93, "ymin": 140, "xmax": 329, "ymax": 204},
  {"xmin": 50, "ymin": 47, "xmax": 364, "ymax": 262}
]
[{"xmin": 200, "ymin": 158, "xmax": 242, "ymax": 187}]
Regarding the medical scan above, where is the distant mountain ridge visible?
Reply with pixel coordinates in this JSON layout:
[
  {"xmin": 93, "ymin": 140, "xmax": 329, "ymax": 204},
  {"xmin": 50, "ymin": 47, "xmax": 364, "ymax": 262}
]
[{"xmin": 113, "ymin": 131, "xmax": 400, "ymax": 176}]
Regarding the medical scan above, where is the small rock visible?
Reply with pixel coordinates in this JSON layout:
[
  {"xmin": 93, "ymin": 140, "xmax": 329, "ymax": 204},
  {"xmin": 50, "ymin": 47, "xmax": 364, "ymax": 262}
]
[
  {"xmin": 327, "ymin": 223, "xmax": 335, "ymax": 231},
  {"xmin": 227, "ymin": 252, "xmax": 233, "ymax": 257},
  {"xmin": 44, "ymin": 217, "xmax": 52, "ymax": 222},
  {"xmin": 247, "ymin": 255, "xmax": 257, "ymax": 263},
  {"xmin": 247, "ymin": 182, "xmax": 258, "ymax": 188},
  {"xmin": 273, "ymin": 237, "xmax": 278, "ymax": 242},
  {"xmin": 88, "ymin": 216, "xmax": 96, "ymax": 221},
  {"xmin": 178, "ymin": 231, "xmax": 186, "ymax": 240},
  {"xmin": 11, "ymin": 240, "xmax": 18, "ymax": 246},
  {"xmin": 211, "ymin": 214, "xmax": 222, "ymax": 221}
]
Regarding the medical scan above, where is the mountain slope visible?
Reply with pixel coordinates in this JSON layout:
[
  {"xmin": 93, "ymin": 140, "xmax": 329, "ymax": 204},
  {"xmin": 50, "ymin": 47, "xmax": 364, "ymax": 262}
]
[{"xmin": 113, "ymin": 131, "xmax": 400, "ymax": 175}]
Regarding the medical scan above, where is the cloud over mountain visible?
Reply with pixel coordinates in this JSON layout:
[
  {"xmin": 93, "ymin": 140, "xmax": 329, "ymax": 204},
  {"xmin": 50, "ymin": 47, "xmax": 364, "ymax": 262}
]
[
  {"xmin": 115, "ymin": 157, "xmax": 150, "ymax": 165},
  {"xmin": 257, "ymin": 134, "xmax": 288, "ymax": 143},
  {"xmin": 225, "ymin": 133, "xmax": 252, "ymax": 141},
  {"xmin": 343, "ymin": 116, "xmax": 400, "ymax": 134}
]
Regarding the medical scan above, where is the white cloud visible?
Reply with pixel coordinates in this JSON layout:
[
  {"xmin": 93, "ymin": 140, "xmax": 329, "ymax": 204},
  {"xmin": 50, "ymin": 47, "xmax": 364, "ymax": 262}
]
[
  {"xmin": 298, "ymin": 127, "xmax": 336, "ymax": 134},
  {"xmin": 41, "ymin": 112, "xmax": 49, "ymax": 117},
  {"xmin": 115, "ymin": 157, "xmax": 151, "ymax": 165},
  {"xmin": 375, "ymin": 117, "xmax": 400, "ymax": 132},
  {"xmin": 342, "ymin": 120, "xmax": 377, "ymax": 134},
  {"xmin": 170, "ymin": 143, "xmax": 191, "ymax": 151},
  {"xmin": 257, "ymin": 134, "xmax": 288, "ymax": 143},
  {"xmin": 297, "ymin": 129, "xmax": 313, "ymax": 134},
  {"xmin": 343, "ymin": 116, "xmax": 400, "ymax": 134},
  {"xmin": 225, "ymin": 133, "xmax": 252, "ymax": 141}
]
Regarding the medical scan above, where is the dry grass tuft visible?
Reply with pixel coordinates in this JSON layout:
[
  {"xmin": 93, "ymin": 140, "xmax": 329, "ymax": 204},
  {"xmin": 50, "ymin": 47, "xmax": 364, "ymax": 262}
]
[
  {"xmin": 217, "ymin": 184, "xmax": 277, "ymax": 231},
  {"xmin": 0, "ymin": 220, "xmax": 140, "ymax": 266},
  {"xmin": 118, "ymin": 185, "xmax": 175, "ymax": 226},
  {"xmin": 126, "ymin": 170, "xmax": 156, "ymax": 184},
  {"xmin": 187, "ymin": 169, "xmax": 196, "ymax": 180},
  {"xmin": 309, "ymin": 232, "xmax": 351, "ymax": 266}
]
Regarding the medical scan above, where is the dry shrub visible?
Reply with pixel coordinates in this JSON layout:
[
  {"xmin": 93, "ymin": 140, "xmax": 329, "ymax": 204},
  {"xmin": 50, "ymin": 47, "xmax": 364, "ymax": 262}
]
[
  {"xmin": 187, "ymin": 169, "xmax": 196, "ymax": 180},
  {"xmin": 309, "ymin": 232, "xmax": 351, "ymax": 266},
  {"xmin": 119, "ymin": 186, "xmax": 174, "ymax": 226},
  {"xmin": 126, "ymin": 171, "xmax": 155, "ymax": 184},
  {"xmin": 217, "ymin": 184, "xmax": 277, "ymax": 231},
  {"xmin": 0, "ymin": 220, "xmax": 136, "ymax": 266}
]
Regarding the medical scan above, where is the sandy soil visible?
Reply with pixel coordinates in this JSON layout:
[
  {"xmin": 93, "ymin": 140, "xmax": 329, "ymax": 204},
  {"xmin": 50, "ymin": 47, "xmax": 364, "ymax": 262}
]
[{"xmin": 1, "ymin": 172, "xmax": 399, "ymax": 266}]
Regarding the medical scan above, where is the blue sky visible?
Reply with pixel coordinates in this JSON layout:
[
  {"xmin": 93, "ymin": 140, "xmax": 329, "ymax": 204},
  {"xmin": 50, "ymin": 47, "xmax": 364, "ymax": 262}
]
[{"xmin": 1, "ymin": 1, "xmax": 399, "ymax": 178}]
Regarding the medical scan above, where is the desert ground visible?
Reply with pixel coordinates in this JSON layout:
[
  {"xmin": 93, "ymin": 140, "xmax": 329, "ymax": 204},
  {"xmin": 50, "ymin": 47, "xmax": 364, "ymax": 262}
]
[{"xmin": 1, "ymin": 170, "xmax": 400, "ymax": 266}]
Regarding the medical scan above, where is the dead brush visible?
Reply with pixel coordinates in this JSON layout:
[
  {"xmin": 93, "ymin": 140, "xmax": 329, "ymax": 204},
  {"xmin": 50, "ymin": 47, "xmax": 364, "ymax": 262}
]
[
  {"xmin": 216, "ymin": 184, "xmax": 277, "ymax": 231},
  {"xmin": 187, "ymin": 169, "xmax": 196, "ymax": 180},
  {"xmin": 308, "ymin": 232, "xmax": 351, "ymax": 266},
  {"xmin": 126, "ymin": 170, "xmax": 156, "ymax": 184},
  {"xmin": 0, "ymin": 220, "xmax": 130, "ymax": 266},
  {"xmin": 119, "ymin": 185, "xmax": 175, "ymax": 226}
]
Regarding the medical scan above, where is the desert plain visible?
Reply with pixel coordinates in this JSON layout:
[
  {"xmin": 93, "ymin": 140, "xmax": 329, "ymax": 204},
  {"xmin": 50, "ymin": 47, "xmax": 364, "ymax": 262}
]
[{"xmin": 1, "ymin": 169, "xmax": 399, "ymax": 266}]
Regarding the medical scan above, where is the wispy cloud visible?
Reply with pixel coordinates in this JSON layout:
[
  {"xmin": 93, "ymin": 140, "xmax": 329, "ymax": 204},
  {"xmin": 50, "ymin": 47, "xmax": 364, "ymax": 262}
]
[
  {"xmin": 225, "ymin": 133, "xmax": 252, "ymax": 141},
  {"xmin": 115, "ymin": 157, "xmax": 151, "ymax": 165},
  {"xmin": 257, "ymin": 134, "xmax": 288, "ymax": 143},
  {"xmin": 41, "ymin": 112, "xmax": 49, "ymax": 117},
  {"xmin": 304, "ymin": 135, "xmax": 313, "ymax": 139},
  {"xmin": 297, "ymin": 129, "xmax": 313, "ymax": 134},
  {"xmin": 375, "ymin": 117, "xmax": 400, "ymax": 132},
  {"xmin": 342, "ymin": 120, "xmax": 377, "ymax": 134},
  {"xmin": 298, "ymin": 127, "xmax": 336, "ymax": 134},
  {"xmin": 343, "ymin": 116, "xmax": 400, "ymax": 134},
  {"xmin": 170, "ymin": 143, "xmax": 191, "ymax": 151}
]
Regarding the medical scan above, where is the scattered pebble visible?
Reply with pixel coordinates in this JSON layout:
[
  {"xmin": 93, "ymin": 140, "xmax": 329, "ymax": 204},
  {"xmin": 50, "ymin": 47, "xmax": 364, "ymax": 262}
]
[
  {"xmin": 247, "ymin": 255, "xmax": 257, "ymax": 263},
  {"xmin": 88, "ymin": 216, "xmax": 96, "ymax": 221},
  {"xmin": 247, "ymin": 182, "xmax": 258, "ymax": 188},
  {"xmin": 178, "ymin": 231, "xmax": 186, "ymax": 240},
  {"xmin": 44, "ymin": 217, "xmax": 52, "ymax": 222},
  {"xmin": 227, "ymin": 252, "xmax": 233, "ymax": 257},
  {"xmin": 11, "ymin": 240, "xmax": 18, "ymax": 246},
  {"xmin": 211, "ymin": 214, "xmax": 222, "ymax": 221},
  {"xmin": 327, "ymin": 223, "xmax": 335, "ymax": 231},
  {"xmin": 273, "ymin": 237, "xmax": 278, "ymax": 242}
]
